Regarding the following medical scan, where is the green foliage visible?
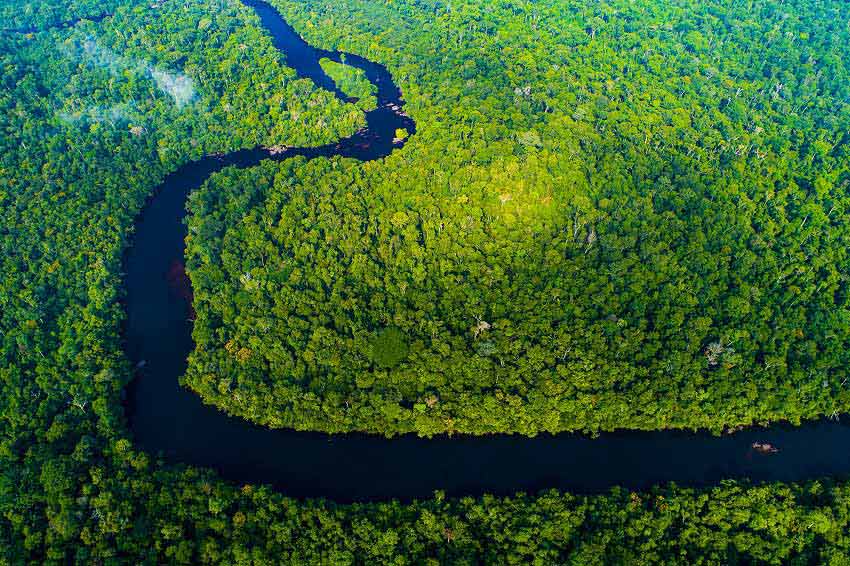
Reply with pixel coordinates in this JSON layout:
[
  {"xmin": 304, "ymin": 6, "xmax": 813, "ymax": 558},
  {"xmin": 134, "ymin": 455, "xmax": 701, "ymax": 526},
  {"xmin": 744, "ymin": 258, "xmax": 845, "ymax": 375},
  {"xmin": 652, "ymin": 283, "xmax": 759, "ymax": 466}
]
[
  {"xmin": 320, "ymin": 56, "xmax": 378, "ymax": 111},
  {"xmin": 0, "ymin": 0, "xmax": 120, "ymax": 30},
  {"xmin": 371, "ymin": 327, "xmax": 410, "ymax": 369},
  {"xmin": 3, "ymin": 0, "xmax": 850, "ymax": 563},
  {"xmin": 184, "ymin": 0, "xmax": 850, "ymax": 435},
  {"xmin": 7, "ymin": 468, "xmax": 850, "ymax": 564}
]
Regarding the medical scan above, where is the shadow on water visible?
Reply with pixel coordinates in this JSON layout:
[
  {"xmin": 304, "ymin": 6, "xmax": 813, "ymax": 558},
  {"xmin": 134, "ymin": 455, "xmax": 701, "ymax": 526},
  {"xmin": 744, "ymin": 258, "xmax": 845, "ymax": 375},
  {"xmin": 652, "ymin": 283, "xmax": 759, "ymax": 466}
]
[{"xmin": 122, "ymin": 0, "xmax": 850, "ymax": 502}]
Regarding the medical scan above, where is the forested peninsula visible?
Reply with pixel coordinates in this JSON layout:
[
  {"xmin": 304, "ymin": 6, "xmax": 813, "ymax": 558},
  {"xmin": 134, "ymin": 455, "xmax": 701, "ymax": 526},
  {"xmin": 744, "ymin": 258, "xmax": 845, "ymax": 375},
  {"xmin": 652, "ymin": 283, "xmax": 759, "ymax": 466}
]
[{"xmin": 185, "ymin": 0, "xmax": 850, "ymax": 435}]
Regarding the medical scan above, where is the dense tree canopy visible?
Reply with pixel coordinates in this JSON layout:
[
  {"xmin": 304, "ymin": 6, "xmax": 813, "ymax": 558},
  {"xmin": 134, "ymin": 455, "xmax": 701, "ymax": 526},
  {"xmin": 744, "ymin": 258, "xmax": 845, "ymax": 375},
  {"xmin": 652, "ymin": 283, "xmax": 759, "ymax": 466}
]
[
  {"xmin": 2, "ymin": 0, "xmax": 850, "ymax": 563},
  {"xmin": 9, "ymin": 464, "xmax": 850, "ymax": 564},
  {"xmin": 0, "ymin": 0, "xmax": 122, "ymax": 31},
  {"xmin": 184, "ymin": 0, "xmax": 850, "ymax": 435},
  {"xmin": 319, "ymin": 56, "xmax": 378, "ymax": 111}
]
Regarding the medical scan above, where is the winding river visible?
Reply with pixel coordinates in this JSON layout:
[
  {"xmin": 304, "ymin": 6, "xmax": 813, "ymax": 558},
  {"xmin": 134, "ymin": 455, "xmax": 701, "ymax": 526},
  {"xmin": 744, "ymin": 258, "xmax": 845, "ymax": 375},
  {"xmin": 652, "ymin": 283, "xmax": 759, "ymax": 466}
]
[{"xmin": 122, "ymin": 0, "xmax": 850, "ymax": 502}]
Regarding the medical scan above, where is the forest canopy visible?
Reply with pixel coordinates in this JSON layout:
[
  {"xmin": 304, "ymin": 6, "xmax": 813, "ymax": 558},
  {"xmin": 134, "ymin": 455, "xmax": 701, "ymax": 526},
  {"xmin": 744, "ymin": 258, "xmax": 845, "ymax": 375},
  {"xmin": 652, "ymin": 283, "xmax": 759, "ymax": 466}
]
[
  {"xmin": 3, "ymin": 0, "xmax": 850, "ymax": 563},
  {"xmin": 182, "ymin": 0, "xmax": 850, "ymax": 436},
  {"xmin": 319, "ymin": 56, "xmax": 378, "ymax": 111},
  {"xmin": 0, "ymin": 0, "xmax": 122, "ymax": 31}
]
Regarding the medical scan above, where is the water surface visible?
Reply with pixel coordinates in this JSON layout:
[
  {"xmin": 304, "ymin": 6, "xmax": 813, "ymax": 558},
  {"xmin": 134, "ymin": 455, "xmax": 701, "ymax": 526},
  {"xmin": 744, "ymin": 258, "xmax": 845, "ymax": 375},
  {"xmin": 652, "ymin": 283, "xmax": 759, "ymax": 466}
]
[{"xmin": 123, "ymin": 0, "xmax": 850, "ymax": 502}]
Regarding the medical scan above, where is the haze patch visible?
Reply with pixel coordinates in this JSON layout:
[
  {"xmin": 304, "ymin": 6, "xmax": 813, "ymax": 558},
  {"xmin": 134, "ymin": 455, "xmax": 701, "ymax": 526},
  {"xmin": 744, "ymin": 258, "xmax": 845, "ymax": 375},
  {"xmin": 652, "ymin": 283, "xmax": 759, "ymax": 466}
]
[
  {"xmin": 150, "ymin": 69, "xmax": 195, "ymax": 108},
  {"xmin": 58, "ymin": 103, "xmax": 135, "ymax": 125},
  {"xmin": 75, "ymin": 38, "xmax": 196, "ymax": 109}
]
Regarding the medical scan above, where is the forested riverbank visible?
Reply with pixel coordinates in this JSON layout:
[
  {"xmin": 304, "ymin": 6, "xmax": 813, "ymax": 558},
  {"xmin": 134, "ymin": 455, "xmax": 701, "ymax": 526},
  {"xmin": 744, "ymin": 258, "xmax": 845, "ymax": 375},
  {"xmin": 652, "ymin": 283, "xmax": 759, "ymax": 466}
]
[{"xmin": 19, "ymin": 472, "xmax": 850, "ymax": 564}]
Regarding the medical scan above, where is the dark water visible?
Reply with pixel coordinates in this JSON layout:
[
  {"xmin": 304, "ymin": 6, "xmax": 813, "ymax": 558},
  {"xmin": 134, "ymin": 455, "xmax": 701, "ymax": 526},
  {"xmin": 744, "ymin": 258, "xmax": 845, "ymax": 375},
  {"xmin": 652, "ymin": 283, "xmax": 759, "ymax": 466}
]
[{"xmin": 124, "ymin": 0, "xmax": 850, "ymax": 502}]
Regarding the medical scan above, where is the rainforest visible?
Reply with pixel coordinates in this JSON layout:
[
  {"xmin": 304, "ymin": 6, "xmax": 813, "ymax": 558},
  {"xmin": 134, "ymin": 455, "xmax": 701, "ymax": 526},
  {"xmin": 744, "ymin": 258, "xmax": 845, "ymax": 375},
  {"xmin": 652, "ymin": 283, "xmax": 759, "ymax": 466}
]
[{"xmin": 2, "ymin": 0, "xmax": 850, "ymax": 563}]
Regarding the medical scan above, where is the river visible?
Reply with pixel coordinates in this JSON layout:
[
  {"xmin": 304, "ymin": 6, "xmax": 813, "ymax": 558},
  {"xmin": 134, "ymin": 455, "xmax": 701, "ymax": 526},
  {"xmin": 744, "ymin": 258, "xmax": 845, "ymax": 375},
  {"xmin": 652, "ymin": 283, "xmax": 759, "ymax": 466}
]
[{"xmin": 123, "ymin": 0, "xmax": 850, "ymax": 502}]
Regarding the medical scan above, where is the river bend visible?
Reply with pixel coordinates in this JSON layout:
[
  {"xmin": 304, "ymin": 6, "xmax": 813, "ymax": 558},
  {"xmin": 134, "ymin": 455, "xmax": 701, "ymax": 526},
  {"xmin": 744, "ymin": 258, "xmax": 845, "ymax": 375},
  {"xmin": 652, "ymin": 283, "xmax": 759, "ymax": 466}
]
[{"xmin": 123, "ymin": 0, "xmax": 850, "ymax": 502}]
